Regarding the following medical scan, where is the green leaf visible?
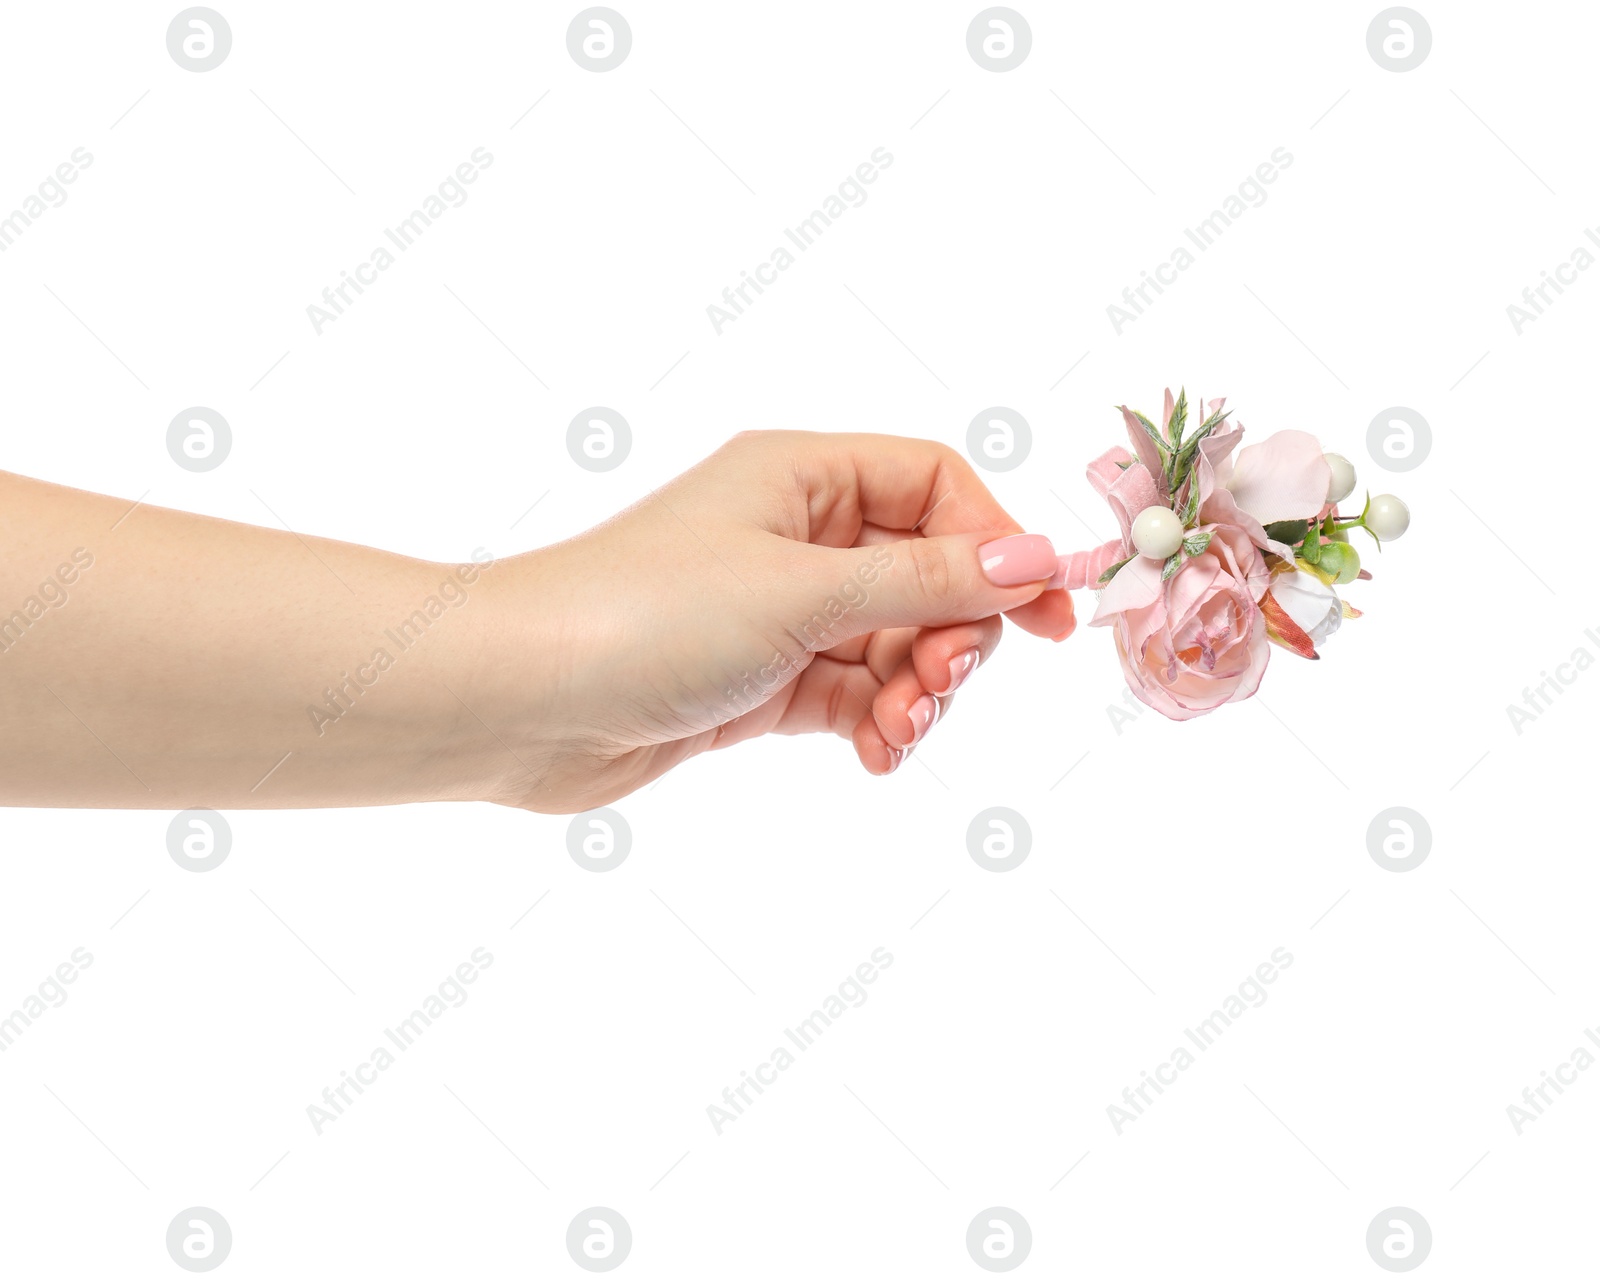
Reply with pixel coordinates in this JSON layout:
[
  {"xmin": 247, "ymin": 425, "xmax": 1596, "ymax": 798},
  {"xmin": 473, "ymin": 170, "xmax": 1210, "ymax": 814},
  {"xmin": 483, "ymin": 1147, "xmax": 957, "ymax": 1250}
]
[
  {"xmin": 1173, "ymin": 413, "xmax": 1224, "ymax": 473},
  {"xmin": 1178, "ymin": 477, "xmax": 1202, "ymax": 524},
  {"xmin": 1167, "ymin": 388, "xmax": 1188, "ymax": 447},
  {"xmin": 1160, "ymin": 552, "xmax": 1183, "ymax": 582},
  {"xmin": 1096, "ymin": 555, "xmax": 1135, "ymax": 584},
  {"xmin": 1300, "ymin": 534, "xmax": 1323, "ymax": 565},
  {"xmin": 1261, "ymin": 519, "xmax": 1311, "ymax": 545},
  {"xmin": 1129, "ymin": 409, "xmax": 1170, "ymax": 457},
  {"xmin": 1183, "ymin": 531, "xmax": 1212, "ymax": 556}
]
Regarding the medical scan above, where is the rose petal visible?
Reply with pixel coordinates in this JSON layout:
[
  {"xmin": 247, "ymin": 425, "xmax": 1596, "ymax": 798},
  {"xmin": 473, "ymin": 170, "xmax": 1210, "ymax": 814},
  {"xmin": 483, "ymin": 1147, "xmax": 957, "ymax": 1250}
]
[
  {"xmin": 1091, "ymin": 554, "xmax": 1164, "ymax": 624},
  {"xmin": 1224, "ymin": 430, "xmax": 1331, "ymax": 524}
]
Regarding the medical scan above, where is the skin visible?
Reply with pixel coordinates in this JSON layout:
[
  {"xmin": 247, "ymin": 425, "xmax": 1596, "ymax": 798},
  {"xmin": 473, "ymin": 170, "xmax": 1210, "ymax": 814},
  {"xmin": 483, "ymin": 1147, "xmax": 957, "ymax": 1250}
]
[{"xmin": 0, "ymin": 431, "xmax": 1074, "ymax": 812}]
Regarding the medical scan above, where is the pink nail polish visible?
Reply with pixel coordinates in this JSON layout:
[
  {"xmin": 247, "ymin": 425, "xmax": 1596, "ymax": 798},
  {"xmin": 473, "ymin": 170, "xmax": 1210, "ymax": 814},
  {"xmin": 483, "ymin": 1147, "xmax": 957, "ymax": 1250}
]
[
  {"xmin": 978, "ymin": 534, "xmax": 1058, "ymax": 587},
  {"xmin": 907, "ymin": 693, "xmax": 938, "ymax": 743},
  {"xmin": 940, "ymin": 647, "xmax": 980, "ymax": 695},
  {"xmin": 884, "ymin": 748, "xmax": 903, "ymax": 774}
]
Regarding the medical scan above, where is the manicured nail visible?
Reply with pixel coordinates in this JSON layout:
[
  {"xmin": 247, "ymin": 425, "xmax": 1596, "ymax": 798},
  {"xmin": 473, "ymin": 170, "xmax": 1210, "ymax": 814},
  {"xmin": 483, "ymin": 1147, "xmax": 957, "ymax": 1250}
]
[
  {"xmin": 884, "ymin": 748, "xmax": 903, "ymax": 774},
  {"xmin": 940, "ymin": 647, "xmax": 980, "ymax": 695},
  {"xmin": 907, "ymin": 693, "xmax": 939, "ymax": 743},
  {"xmin": 1052, "ymin": 620, "xmax": 1077, "ymax": 643},
  {"xmin": 978, "ymin": 534, "xmax": 1057, "ymax": 587}
]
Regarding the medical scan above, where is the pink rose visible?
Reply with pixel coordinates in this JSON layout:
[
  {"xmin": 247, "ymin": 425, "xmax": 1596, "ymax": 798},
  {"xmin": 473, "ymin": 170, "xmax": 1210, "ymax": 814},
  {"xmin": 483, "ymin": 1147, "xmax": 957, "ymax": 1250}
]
[{"xmin": 1091, "ymin": 521, "xmax": 1271, "ymax": 720}]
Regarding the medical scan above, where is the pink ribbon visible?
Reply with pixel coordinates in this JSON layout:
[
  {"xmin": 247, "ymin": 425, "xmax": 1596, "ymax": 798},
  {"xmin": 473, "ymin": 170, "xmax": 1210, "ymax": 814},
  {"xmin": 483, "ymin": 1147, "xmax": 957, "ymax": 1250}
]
[{"xmin": 1047, "ymin": 539, "xmax": 1125, "ymax": 591}]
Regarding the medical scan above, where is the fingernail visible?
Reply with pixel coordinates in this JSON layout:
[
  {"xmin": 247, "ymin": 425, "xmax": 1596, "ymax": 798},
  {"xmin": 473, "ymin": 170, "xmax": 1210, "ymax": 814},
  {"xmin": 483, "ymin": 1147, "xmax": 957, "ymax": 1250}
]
[
  {"xmin": 978, "ymin": 533, "xmax": 1057, "ymax": 587},
  {"xmin": 884, "ymin": 748, "xmax": 903, "ymax": 774},
  {"xmin": 939, "ymin": 647, "xmax": 980, "ymax": 695},
  {"xmin": 907, "ymin": 693, "xmax": 939, "ymax": 743},
  {"xmin": 1052, "ymin": 620, "xmax": 1077, "ymax": 643}
]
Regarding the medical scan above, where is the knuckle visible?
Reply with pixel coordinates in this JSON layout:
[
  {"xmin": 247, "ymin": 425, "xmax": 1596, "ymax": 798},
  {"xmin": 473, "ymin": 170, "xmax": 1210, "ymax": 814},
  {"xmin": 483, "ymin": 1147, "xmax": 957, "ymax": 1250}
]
[
  {"xmin": 723, "ymin": 428, "xmax": 797, "ymax": 465},
  {"xmin": 726, "ymin": 428, "xmax": 787, "ymax": 453},
  {"xmin": 931, "ymin": 439, "xmax": 977, "ymax": 484},
  {"xmin": 906, "ymin": 537, "xmax": 954, "ymax": 602}
]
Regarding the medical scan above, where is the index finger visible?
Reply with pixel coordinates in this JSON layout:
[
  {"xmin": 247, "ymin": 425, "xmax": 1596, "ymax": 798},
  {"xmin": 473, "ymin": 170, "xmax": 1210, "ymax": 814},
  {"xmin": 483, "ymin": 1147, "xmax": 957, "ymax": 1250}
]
[
  {"xmin": 762, "ymin": 430, "xmax": 1077, "ymax": 638},
  {"xmin": 761, "ymin": 430, "xmax": 1024, "ymax": 544}
]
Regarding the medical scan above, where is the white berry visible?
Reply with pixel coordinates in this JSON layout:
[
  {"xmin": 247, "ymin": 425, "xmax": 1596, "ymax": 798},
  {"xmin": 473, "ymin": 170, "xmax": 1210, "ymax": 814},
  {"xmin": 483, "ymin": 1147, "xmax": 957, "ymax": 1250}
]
[
  {"xmin": 1131, "ymin": 505, "xmax": 1184, "ymax": 559},
  {"xmin": 1366, "ymin": 494, "xmax": 1410, "ymax": 541},
  {"xmin": 1324, "ymin": 452, "xmax": 1356, "ymax": 503}
]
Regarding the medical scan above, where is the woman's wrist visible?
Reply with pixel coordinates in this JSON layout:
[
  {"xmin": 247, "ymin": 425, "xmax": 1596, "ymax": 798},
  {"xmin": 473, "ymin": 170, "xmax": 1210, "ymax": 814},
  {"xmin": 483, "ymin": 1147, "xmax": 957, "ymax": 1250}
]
[{"xmin": 419, "ymin": 547, "xmax": 563, "ymax": 808}]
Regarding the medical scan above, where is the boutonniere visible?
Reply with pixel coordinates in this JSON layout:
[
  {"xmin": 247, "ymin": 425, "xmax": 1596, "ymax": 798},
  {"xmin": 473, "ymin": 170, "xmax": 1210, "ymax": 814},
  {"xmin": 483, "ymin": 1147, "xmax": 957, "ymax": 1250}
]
[{"xmin": 1052, "ymin": 389, "xmax": 1410, "ymax": 720}]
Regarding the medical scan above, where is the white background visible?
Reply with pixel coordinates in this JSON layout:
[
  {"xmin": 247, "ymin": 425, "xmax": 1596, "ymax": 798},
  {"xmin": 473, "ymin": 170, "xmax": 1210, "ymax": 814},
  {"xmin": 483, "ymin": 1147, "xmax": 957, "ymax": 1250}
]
[{"xmin": 2, "ymin": 1, "xmax": 1595, "ymax": 1274}]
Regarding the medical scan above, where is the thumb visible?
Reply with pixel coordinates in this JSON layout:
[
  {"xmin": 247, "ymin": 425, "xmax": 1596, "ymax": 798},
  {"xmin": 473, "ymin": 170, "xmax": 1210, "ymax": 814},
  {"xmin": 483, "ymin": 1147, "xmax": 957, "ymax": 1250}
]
[{"xmin": 798, "ymin": 532, "xmax": 1060, "ymax": 642}]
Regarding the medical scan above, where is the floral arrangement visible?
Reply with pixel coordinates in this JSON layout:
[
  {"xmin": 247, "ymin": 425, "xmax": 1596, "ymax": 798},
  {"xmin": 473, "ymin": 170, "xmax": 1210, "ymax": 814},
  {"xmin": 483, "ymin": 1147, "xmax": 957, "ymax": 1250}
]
[{"xmin": 1051, "ymin": 389, "xmax": 1409, "ymax": 720}]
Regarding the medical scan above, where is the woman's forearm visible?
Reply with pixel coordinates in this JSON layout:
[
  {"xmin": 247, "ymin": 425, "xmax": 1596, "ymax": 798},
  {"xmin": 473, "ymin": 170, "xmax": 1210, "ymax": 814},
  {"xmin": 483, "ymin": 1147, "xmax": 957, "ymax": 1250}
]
[{"xmin": 0, "ymin": 471, "xmax": 540, "ymax": 808}]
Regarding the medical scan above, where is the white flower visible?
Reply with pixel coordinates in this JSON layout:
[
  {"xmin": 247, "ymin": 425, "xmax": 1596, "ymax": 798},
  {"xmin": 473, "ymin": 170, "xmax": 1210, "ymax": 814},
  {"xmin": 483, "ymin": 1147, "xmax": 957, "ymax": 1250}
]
[{"xmin": 1270, "ymin": 568, "xmax": 1342, "ymax": 645}]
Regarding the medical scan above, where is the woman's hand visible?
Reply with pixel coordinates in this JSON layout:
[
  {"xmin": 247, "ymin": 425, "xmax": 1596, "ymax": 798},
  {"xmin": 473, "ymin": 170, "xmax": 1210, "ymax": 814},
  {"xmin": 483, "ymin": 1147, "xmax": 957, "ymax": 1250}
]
[
  {"xmin": 0, "ymin": 433, "xmax": 1072, "ymax": 811},
  {"xmin": 473, "ymin": 431, "xmax": 1073, "ymax": 812}
]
